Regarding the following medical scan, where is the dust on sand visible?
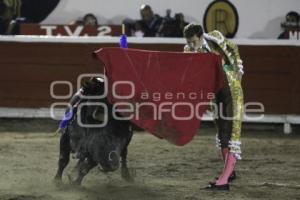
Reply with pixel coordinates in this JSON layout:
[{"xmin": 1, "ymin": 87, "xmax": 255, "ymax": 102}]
[{"xmin": 0, "ymin": 121, "xmax": 299, "ymax": 200}]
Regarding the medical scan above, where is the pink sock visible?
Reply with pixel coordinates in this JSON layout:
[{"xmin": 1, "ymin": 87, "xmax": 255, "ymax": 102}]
[{"xmin": 216, "ymin": 152, "xmax": 236, "ymax": 185}]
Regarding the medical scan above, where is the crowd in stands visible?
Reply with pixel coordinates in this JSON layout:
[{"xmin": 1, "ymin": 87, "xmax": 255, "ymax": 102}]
[
  {"xmin": 1, "ymin": 1, "xmax": 298, "ymax": 39},
  {"xmin": 69, "ymin": 4, "xmax": 189, "ymax": 38},
  {"xmin": 123, "ymin": 4, "xmax": 188, "ymax": 37},
  {"xmin": 0, "ymin": 1, "xmax": 188, "ymax": 37}
]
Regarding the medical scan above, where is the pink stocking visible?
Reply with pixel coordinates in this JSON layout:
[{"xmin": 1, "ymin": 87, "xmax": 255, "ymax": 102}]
[{"xmin": 216, "ymin": 152, "xmax": 236, "ymax": 185}]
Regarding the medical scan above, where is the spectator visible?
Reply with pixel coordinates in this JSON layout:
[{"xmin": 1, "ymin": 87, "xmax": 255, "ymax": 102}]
[
  {"xmin": 0, "ymin": 0, "xmax": 21, "ymax": 34},
  {"xmin": 278, "ymin": 11, "xmax": 299, "ymax": 39},
  {"xmin": 83, "ymin": 13, "xmax": 98, "ymax": 26},
  {"xmin": 158, "ymin": 11, "xmax": 188, "ymax": 37},
  {"xmin": 136, "ymin": 4, "xmax": 163, "ymax": 37},
  {"xmin": 0, "ymin": 0, "xmax": 60, "ymax": 34},
  {"xmin": 122, "ymin": 6, "xmax": 189, "ymax": 38},
  {"xmin": 70, "ymin": 13, "xmax": 98, "ymax": 27},
  {"xmin": 175, "ymin": 13, "xmax": 189, "ymax": 37}
]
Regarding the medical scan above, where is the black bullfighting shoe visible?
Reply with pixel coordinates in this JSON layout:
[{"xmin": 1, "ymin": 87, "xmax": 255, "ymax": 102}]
[
  {"xmin": 228, "ymin": 171, "xmax": 237, "ymax": 182},
  {"xmin": 205, "ymin": 182, "xmax": 230, "ymax": 191}
]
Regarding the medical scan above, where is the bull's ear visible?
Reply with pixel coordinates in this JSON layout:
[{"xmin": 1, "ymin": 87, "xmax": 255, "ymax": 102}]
[{"xmin": 92, "ymin": 107, "xmax": 106, "ymax": 122}]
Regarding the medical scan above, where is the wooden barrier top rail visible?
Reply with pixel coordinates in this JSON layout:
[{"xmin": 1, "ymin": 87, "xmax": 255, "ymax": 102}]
[{"xmin": 0, "ymin": 35, "xmax": 300, "ymax": 46}]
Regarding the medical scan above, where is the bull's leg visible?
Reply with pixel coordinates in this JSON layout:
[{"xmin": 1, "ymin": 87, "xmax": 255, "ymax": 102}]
[
  {"xmin": 69, "ymin": 158, "xmax": 97, "ymax": 185},
  {"xmin": 121, "ymin": 147, "xmax": 134, "ymax": 182},
  {"xmin": 54, "ymin": 131, "xmax": 71, "ymax": 181}
]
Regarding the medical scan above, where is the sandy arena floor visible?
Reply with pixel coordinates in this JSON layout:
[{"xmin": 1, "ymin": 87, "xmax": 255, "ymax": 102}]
[{"xmin": 0, "ymin": 119, "xmax": 299, "ymax": 200}]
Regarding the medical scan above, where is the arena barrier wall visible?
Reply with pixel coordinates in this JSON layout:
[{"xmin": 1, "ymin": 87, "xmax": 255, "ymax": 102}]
[{"xmin": 0, "ymin": 36, "xmax": 299, "ymax": 133}]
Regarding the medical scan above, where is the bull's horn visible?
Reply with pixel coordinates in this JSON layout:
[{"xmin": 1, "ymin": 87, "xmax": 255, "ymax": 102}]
[
  {"xmin": 92, "ymin": 108, "xmax": 105, "ymax": 122},
  {"xmin": 108, "ymin": 151, "xmax": 119, "ymax": 161}
]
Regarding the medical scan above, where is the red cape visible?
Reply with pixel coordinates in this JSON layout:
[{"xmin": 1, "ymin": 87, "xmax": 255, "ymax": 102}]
[{"xmin": 95, "ymin": 47, "xmax": 224, "ymax": 146}]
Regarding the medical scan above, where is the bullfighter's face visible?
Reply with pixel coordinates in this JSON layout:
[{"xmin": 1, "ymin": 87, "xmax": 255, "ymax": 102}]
[{"xmin": 186, "ymin": 35, "xmax": 204, "ymax": 52}]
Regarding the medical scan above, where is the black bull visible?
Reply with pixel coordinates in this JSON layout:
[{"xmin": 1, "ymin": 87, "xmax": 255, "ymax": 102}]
[{"xmin": 54, "ymin": 78, "xmax": 134, "ymax": 185}]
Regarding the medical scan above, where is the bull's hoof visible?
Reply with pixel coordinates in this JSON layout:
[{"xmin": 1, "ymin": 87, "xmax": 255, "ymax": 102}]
[
  {"xmin": 53, "ymin": 175, "xmax": 62, "ymax": 181},
  {"xmin": 53, "ymin": 175, "xmax": 62, "ymax": 183},
  {"xmin": 53, "ymin": 177, "xmax": 65, "ymax": 188},
  {"xmin": 52, "ymin": 178, "xmax": 62, "ymax": 185},
  {"xmin": 69, "ymin": 181, "xmax": 82, "ymax": 186},
  {"xmin": 67, "ymin": 174, "xmax": 82, "ymax": 186},
  {"xmin": 121, "ymin": 169, "xmax": 135, "ymax": 183}
]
